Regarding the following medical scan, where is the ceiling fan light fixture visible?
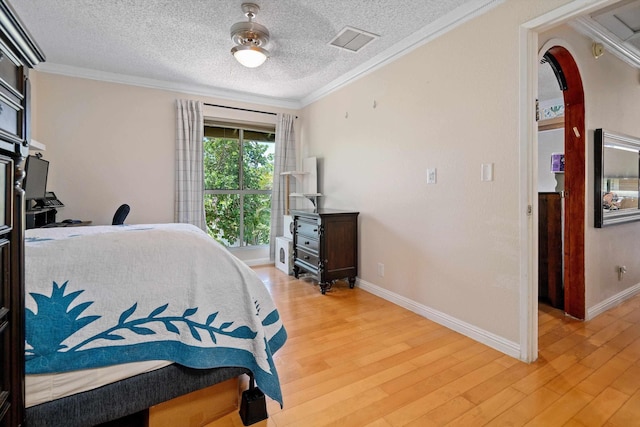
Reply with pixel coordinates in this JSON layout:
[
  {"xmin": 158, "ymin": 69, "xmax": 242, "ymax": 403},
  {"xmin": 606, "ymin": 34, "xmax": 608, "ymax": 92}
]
[
  {"xmin": 231, "ymin": 44, "xmax": 268, "ymax": 68},
  {"xmin": 230, "ymin": 3, "xmax": 270, "ymax": 68}
]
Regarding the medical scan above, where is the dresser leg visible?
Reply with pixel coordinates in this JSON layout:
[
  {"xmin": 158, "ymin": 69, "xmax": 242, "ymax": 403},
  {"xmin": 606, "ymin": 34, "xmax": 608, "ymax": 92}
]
[
  {"xmin": 319, "ymin": 281, "xmax": 335, "ymax": 294},
  {"xmin": 348, "ymin": 277, "xmax": 356, "ymax": 289}
]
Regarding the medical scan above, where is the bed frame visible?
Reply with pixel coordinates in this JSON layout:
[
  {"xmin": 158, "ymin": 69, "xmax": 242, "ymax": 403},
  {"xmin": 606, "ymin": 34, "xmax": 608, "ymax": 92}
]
[{"xmin": 25, "ymin": 364, "xmax": 250, "ymax": 427}]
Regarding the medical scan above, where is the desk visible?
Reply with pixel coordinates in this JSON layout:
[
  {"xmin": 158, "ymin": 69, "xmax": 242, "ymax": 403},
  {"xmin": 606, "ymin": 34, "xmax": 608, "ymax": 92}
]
[
  {"xmin": 26, "ymin": 208, "xmax": 57, "ymax": 229},
  {"xmin": 27, "ymin": 209, "xmax": 92, "ymax": 229},
  {"xmin": 41, "ymin": 221, "xmax": 92, "ymax": 228}
]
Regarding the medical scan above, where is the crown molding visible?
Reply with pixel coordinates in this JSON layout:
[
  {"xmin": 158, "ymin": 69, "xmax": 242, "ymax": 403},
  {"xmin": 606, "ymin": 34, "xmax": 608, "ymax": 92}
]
[
  {"xmin": 34, "ymin": 62, "xmax": 303, "ymax": 110},
  {"xmin": 570, "ymin": 16, "xmax": 640, "ymax": 69},
  {"xmin": 300, "ymin": 0, "xmax": 504, "ymax": 107},
  {"xmin": 0, "ymin": 0, "xmax": 45, "ymax": 66}
]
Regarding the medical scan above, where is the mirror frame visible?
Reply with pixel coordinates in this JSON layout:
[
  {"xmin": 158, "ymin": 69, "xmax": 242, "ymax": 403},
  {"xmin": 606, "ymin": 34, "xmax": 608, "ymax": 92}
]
[{"xmin": 594, "ymin": 128, "xmax": 640, "ymax": 227}]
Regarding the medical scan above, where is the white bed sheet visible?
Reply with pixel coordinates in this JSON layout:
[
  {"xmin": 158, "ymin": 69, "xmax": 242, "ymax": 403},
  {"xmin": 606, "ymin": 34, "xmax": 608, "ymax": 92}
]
[{"xmin": 25, "ymin": 360, "xmax": 171, "ymax": 408}]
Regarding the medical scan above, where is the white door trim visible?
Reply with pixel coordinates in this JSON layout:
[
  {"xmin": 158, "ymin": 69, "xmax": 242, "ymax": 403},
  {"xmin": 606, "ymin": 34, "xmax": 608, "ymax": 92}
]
[{"xmin": 519, "ymin": 0, "xmax": 617, "ymax": 362}]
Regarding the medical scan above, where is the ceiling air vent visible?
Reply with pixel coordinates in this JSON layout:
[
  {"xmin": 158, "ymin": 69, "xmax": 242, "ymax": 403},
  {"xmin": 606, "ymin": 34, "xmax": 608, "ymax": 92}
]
[{"xmin": 329, "ymin": 26, "xmax": 379, "ymax": 52}]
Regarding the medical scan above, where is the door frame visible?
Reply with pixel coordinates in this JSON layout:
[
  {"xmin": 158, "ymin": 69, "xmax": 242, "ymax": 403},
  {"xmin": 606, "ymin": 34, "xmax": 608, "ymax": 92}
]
[{"xmin": 519, "ymin": 0, "xmax": 617, "ymax": 362}]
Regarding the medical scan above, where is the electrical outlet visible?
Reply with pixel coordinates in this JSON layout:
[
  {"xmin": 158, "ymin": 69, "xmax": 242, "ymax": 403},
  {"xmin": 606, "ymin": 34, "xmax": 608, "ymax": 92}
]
[
  {"xmin": 427, "ymin": 168, "xmax": 437, "ymax": 184},
  {"xmin": 377, "ymin": 262, "xmax": 385, "ymax": 277}
]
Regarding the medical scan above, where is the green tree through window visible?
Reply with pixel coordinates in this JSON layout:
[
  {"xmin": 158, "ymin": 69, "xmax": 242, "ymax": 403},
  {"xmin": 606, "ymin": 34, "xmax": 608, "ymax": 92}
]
[{"xmin": 203, "ymin": 126, "xmax": 275, "ymax": 247}]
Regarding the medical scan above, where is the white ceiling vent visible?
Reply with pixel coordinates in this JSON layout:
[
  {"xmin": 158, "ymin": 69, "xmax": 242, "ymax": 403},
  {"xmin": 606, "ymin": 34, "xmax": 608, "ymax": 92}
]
[{"xmin": 329, "ymin": 26, "xmax": 379, "ymax": 52}]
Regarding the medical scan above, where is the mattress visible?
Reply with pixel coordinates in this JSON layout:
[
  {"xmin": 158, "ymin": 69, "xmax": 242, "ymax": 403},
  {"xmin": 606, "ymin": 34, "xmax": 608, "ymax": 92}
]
[{"xmin": 25, "ymin": 360, "xmax": 172, "ymax": 407}]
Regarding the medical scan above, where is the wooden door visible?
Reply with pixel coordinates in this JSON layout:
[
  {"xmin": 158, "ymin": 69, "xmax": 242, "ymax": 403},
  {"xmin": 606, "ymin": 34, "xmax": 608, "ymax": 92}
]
[{"xmin": 544, "ymin": 46, "xmax": 585, "ymax": 320}]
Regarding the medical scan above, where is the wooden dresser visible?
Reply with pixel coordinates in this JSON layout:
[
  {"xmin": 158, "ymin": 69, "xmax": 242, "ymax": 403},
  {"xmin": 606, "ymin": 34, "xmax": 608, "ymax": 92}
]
[
  {"xmin": 291, "ymin": 209, "xmax": 359, "ymax": 294},
  {"xmin": 0, "ymin": 2, "xmax": 44, "ymax": 426}
]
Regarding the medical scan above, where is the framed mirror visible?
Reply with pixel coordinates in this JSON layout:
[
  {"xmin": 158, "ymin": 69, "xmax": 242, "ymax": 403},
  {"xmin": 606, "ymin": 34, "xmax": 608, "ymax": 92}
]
[{"xmin": 595, "ymin": 128, "xmax": 640, "ymax": 227}]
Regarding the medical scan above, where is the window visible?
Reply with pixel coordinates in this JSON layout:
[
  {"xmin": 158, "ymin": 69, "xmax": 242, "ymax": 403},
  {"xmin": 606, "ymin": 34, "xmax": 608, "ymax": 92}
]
[{"xmin": 203, "ymin": 125, "xmax": 275, "ymax": 247}]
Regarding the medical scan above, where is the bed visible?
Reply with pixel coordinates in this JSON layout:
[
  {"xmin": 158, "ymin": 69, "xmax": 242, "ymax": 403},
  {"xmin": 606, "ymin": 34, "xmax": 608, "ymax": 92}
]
[{"xmin": 23, "ymin": 223, "xmax": 286, "ymax": 426}]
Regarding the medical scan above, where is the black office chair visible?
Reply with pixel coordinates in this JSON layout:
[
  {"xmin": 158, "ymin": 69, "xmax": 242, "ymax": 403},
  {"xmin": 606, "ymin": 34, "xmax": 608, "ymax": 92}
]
[{"xmin": 112, "ymin": 204, "xmax": 130, "ymax": 225}]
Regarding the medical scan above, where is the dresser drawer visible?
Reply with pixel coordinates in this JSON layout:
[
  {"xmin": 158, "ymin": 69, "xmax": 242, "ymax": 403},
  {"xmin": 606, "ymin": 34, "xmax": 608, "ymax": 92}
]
[
  {"xmin": 296, "ymin": 219, "xmax": 319, "ymax": 238},
  {"xmin": 295, "ymin": 247, "xmax": 319, "ymax": 268},
  {"xmin": 297, "ymin": 235, "xmax": 319, "ymax": 253}
]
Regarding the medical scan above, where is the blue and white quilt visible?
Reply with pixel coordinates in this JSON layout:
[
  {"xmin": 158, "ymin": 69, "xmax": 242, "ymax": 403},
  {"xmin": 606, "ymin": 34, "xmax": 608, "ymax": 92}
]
[{"xmin": 24, "ymin": 223, "xmax": 287, "ymax": 405}]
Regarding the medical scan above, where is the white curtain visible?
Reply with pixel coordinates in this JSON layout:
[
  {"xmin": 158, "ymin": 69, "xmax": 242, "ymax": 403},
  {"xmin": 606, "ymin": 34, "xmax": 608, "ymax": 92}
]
[
  {"xmin": 175, "ymin": 99, "xmax": 206, "ymax": 231},
  {"xmin": 269, "ymin": 113, "xmax": 297, "ymax": 261}
]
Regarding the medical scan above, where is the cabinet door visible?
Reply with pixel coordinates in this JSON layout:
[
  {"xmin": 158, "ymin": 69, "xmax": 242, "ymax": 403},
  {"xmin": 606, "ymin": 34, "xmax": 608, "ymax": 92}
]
[
  {"xmin": 322, "ymin": 215, "xmax": 358, "ymax": 276},
  {"xmin": 0, "ymin": 237, "xmax": 11, "ymax": 424},
  {"xmin": 0, "ymin": 155, "xmax": 12, "ymax": 426},
  {"xmin": 0, "ymin": 42, "xmax": 25, "ymax": 151}
]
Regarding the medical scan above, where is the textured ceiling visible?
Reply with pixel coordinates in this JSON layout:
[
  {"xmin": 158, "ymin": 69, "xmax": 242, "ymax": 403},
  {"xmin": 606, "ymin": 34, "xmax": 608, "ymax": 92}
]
[{"xmin": 11, "ymin": 0, "xmax": 499, "ymax": 108}]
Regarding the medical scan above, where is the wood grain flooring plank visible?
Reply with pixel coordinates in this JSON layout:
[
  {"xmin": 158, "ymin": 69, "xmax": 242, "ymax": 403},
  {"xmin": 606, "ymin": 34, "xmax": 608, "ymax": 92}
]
[
  {"xmin": 605, "ymin": 389, "xmax": 640, "ymax": 426},
  {"xmin": 609, "ymin": 363, "xmax": 640, "ymax": 396},
  {"xmin": 544, "ymin": 361, "xmax": 594, "ymax": 396},
  {"xmin": 485, "ymin": 386, "xmax": 562, "ymax": 426},
  {"xmin": 447, "ymin": 386, "xmax": 527, "ymax": 426},
  {"xmin": 404, "ymin": 396, "xmax": 475, "ymax": 427},
  {"xmin": 524, "ymin": 387, "xmax": 593, "ymax": 426},
  {"xmin": 575, "ymin": 355, "xmax": 634, "ymax": 397},
  {"xmin": 570, "ymin": 387, "xmax": 630, "ymax": 427}
]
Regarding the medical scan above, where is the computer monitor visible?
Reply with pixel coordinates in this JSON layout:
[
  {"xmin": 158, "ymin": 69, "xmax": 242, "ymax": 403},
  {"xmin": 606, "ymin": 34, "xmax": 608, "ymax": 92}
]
[{"xmin": 23, "ymin": 155, "xmax": 49, "ymax": 204}]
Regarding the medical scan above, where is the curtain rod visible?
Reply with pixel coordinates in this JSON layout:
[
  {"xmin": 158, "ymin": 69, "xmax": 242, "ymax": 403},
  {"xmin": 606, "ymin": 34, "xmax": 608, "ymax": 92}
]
[{"xmin": 204, "ymin": 103, "xmax": 297, "ymax": 119}]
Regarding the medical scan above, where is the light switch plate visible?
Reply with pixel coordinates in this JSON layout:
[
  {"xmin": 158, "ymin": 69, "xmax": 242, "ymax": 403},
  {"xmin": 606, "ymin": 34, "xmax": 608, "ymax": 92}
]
[
  {"xmin": 427, "ymin": 168, "xmax": 437, "ymax": 184},
  {"xmin": 481, "ymin": 163, "xmax": 494, "ymax": 181}
]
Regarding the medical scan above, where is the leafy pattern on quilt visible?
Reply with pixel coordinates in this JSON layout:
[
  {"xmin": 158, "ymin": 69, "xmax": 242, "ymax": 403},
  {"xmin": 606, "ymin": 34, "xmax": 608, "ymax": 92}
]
[
  {"xmin": 24, "ymin": 223, "xmax": 287, "ymax": 406},
  {"xmin": 25, "ymin": 281, "xmax": 258, "ymax": 359},
  {"xmin": 25, "ymin": 281, "xmax": 100, "ymax": 357}
]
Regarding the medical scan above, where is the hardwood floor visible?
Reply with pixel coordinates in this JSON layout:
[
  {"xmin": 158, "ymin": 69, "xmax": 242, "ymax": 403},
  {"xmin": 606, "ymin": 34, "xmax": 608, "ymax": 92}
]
[{"xmin": 207, "ymin": 266, "xmax": 640, "ymax": 426}]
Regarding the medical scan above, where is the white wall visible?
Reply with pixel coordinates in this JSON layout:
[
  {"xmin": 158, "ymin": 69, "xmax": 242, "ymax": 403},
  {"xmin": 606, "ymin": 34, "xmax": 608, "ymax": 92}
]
[
  {"xmin": 31, "ymin": 73, "xmax": 298, "ymax": 228},
  {"xmin": 300, "ymin": 1, "xmax": 577, "ymax": 345},
  {"xmin": 538, "ymin": 128, "xmax": 564, "ymax": 192},
  {"xmin": 31, "ymin": 73, "xmax": 174, "ymax": 225},
  {"xmin": 299, "ymin": 3, "xmax": 640, "ymax": 349}
]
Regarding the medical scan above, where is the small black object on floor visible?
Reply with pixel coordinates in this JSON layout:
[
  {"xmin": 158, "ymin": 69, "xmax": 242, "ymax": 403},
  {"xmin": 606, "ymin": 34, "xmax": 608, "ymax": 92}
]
[{"xmin": 239, "ymin": 374, "xmax": 268, "ymax": 425}]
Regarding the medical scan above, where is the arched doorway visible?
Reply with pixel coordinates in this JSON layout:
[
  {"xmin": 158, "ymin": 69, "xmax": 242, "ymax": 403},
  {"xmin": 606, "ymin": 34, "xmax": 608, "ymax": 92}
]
[{"xmin": 541, "ymin": 45, "xmax": 585, "ymax": 320}]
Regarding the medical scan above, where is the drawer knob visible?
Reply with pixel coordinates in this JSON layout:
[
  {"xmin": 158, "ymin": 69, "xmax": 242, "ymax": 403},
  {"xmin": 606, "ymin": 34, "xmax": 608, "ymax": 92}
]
[
  {"xmin": 304, "ymin": 241, "xmax": 310, "ymax": 245},
  {"xmin": 304, "ymin": 255, "xmax": 309, "ymax": 260}
]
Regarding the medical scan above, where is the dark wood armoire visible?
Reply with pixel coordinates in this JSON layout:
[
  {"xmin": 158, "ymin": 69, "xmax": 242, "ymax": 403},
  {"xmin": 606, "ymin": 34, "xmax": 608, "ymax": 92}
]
[{"xmin": 0, "ymin": 2, "xmax": 44, "ymax": 425}]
